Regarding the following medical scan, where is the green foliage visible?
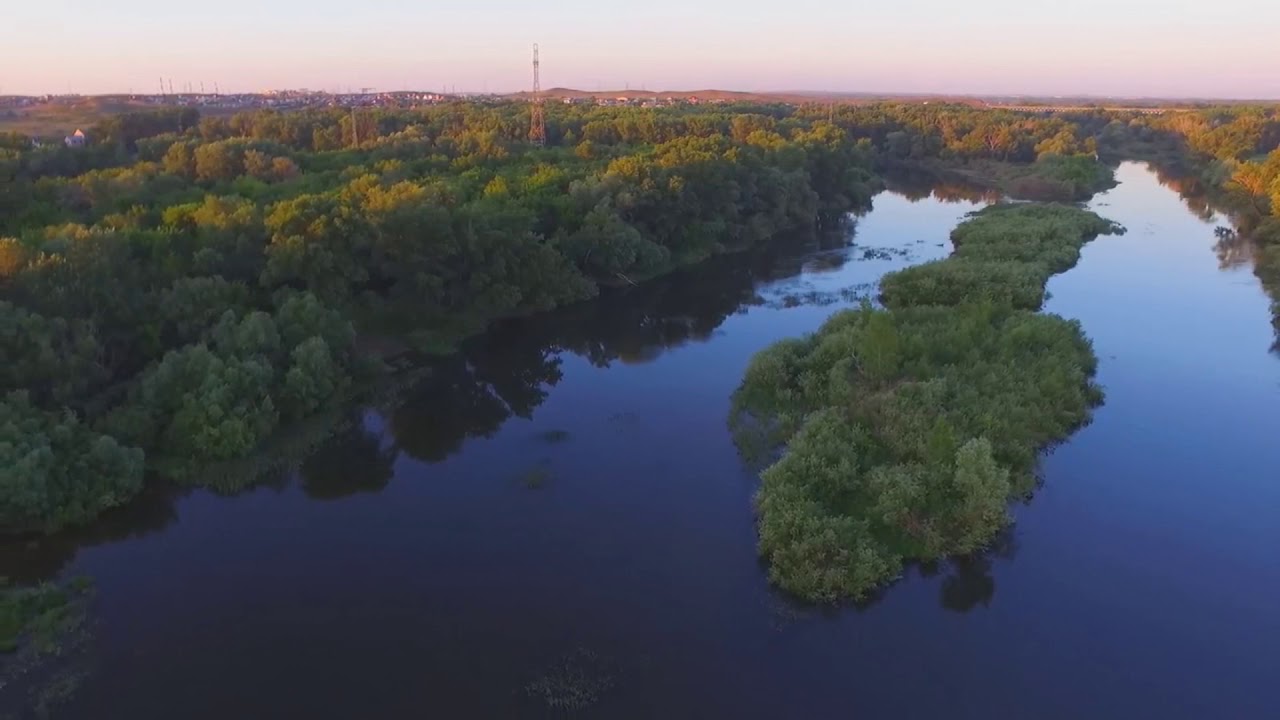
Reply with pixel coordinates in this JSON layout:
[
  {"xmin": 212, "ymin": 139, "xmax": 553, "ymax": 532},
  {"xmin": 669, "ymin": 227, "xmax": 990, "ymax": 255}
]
[
  {"xmin": 881, "ymin": 259, "xmax": 1051, "ymax": 310},
  {"xmin": 733, "ymin": 203, "xmax": 1117, "ymax": 602},
  {"xmin": 0, "ymin": 391, "xmax": 144, "ymax": 533},
  {"xmin": 1039, "ymin": 154, "xmax": 1114, "ymax": 194},
  {"xmin": 100, "ymin": 292, "xmax": 357, "ymax": 480},
  {"xmin": 281, "ymin": 336, "xmax": 349, "ymax": 419},
  {"xmin": 101, "ymin": 343, "xmax": 278, "ymax": 472},
  {"xmin": 0, "ymin": 301, "xmax": 104, "ymax": 408},
  {"xmin": 0, "ymin": 101, "xmax": 1111, "ymax": 531},
  {"xmin": 881, "ymin": 203, "xmax": 1123, "ymax": 310},
  {"xmin": 0, "ymin": 577, "xmax": 93, "ymax": 655}
]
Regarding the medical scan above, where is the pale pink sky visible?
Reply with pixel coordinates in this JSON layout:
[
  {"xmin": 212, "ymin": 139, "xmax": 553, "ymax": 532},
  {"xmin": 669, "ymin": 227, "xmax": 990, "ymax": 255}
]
[{"xmin": 2, "ymin": 0, "xmax": 1277, "ymax": 98}]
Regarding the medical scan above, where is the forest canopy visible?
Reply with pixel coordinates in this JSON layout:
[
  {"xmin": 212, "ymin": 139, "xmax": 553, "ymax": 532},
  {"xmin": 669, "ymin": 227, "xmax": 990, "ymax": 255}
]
[{"xmin": 1, "ymin": 102, "xmax": 886, "ymax": 533}]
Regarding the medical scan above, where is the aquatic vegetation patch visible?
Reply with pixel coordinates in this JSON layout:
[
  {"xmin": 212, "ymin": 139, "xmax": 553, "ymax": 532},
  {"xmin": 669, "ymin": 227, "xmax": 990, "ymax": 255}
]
[
  {"xmin": 524, "ymin": 647, "xmax": 615, "ymax": 711},
  {"xmin": 534, "ymin": 429, "xmax": 572, "ymax": 445},
  {"xmin": 731, "ymin": 204, "xmax": 1120, "ymax": 602},
  {"xmin": 519, "ymin": 461, "xmax": 554, "ymax": 490},
  {"xmin": 1, "ymin": 577, "xmax": 96, "ymax": 716},
  {"xmin": 859, "ymin": 246, "xmax": 914, "ymax": 262}
]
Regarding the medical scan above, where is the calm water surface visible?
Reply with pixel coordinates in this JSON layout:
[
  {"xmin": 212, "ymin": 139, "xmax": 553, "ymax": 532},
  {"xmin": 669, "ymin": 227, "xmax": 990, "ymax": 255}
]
[{"xmin": 8, "ymin": 163, "xmax": 1279, "ymax": 718}]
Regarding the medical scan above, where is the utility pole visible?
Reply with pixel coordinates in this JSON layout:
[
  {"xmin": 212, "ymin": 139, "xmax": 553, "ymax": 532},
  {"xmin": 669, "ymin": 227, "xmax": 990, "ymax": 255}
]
[
  {"xmin": 351, "ymin": 106, "xmax": 360, "ymax": 148},
  {"xmin": 529, "ymin": 43, "xmax": 546, "ymax": 146}
]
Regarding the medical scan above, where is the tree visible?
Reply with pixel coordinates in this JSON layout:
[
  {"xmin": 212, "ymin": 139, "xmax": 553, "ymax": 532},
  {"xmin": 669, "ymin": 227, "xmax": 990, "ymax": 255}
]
[
  {"xmin": 0, "ymin": 391, "xmax": 144, "ymax": 532},
  {"xmin": 162, "ymin": 141, "xmax": 195, "ymax": 178},
  {"xmin": 0, "ymin": 302, "xmax": 104, "ymax": 408},
  {"xmin": 243, "ymin": 149, "xmax": 273, "ymax": 181},
  {"xmin": 194, "ymin": 141, "xmax": 242, "ymax": 183},
  {"xmin": 1229, "ymin": 162, "xmax": 1273, "ymax": 216},
  {"xmin": 280, "ymin": 336, "xmax": 349, "ymax": 419}
]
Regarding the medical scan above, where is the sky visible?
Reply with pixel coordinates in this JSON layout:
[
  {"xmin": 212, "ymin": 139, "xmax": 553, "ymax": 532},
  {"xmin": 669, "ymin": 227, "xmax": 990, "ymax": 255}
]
[{"xmin": 2, "ymin": 0, "xmax": 1278, "ymax": 99}]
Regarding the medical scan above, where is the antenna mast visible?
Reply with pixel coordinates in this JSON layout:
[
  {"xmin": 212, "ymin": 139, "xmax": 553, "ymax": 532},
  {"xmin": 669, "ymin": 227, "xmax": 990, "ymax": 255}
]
[{"xmin": 529, "ymin": 43, "xmax": 546, "ymax": 146}]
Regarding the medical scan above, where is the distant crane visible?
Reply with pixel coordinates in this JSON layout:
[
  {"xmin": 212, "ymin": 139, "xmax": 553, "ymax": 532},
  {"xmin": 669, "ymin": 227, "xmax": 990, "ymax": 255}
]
[{"xmin": 529, "ymin": 43, "xmax": 546, "ymax": 146}]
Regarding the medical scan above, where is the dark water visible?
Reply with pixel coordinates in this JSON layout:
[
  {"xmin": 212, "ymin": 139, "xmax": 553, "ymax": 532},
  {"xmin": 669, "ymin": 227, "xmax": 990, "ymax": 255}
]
[{"xmin": 7, "ymin": 163, "xmax": 1278, "ymax": 718}]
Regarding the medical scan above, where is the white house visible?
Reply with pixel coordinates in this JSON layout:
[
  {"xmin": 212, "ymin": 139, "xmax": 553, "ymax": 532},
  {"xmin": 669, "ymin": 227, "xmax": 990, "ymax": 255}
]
[{"xmin": 64, "ymin": 129, "xmax": 86, "ymax": 148}]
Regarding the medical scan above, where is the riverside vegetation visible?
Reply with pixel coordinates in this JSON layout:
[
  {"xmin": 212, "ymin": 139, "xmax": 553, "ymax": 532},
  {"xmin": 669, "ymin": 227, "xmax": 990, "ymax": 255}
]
[
  {"xmin": 731, "ymin": 204, "xmax": 1122, "ymax": 601},
  {"xmin": 0, "ymin": 101, "xmax": 1133, "ymax": 535},
  {"xmin": 1, "ymin": 99, "xmax": 1270, "ymax": 554},
  {"xmin": 0, "ymin": 103, "xmax": 887, "ymax": 534}
]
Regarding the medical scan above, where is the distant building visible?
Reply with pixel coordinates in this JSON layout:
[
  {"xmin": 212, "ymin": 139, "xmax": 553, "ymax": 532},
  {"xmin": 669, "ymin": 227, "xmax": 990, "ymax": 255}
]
[{"xmin": 64, "ymin": 129, "xmax": 86, "ymax": 148}]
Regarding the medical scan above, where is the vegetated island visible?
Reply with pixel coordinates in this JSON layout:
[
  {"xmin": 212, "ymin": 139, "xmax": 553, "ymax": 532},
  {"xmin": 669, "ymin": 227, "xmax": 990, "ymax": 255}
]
[{"xmin": 730, "ymin": 204, "xmax": 1123, "ymax": 602}]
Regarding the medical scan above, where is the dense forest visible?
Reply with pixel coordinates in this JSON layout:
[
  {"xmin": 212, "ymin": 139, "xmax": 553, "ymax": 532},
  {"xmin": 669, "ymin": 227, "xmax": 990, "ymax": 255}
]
[{"xmin": 1, "ymin": 102, "xmax": 891, "ymax": 534}]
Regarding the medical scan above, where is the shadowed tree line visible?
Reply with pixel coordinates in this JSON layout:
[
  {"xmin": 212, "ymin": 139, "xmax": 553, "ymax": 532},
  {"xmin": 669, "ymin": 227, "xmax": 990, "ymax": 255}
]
[
  {"xmin": 0, "ymin": 221, "xmax": 862, "ymax": 581},
  {"xmin": 1, "ymin": 103, "xmax": 884, "ymax": 534}
]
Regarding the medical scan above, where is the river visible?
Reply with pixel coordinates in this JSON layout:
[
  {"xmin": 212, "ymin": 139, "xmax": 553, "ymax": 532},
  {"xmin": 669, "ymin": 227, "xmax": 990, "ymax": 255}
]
[{"xmin": 5, "ymin": 162, "xmax": 1277, "ymax": 718}]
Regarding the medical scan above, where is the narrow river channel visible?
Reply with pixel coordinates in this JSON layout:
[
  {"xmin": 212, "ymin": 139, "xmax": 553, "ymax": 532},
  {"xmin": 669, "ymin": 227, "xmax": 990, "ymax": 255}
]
[{"xmin": 9, "ymin": 162, "xmax": 1277, "ymax": 718}]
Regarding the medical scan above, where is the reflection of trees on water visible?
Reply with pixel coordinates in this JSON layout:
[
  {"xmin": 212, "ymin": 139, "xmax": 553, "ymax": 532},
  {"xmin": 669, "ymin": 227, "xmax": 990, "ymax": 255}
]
[
  {"xmin": 882, "ymin": 167, "xmax": 1001, "ymax": 205},
  {"xmin": 770, "ymin": 528, "xmax": 1018, "ymax": 619},
  {"xmin": 2, "ymin": 200, "xmax": 914, "ymax": 582},
  {"xmin": 387, "ymin": 347, "xmax": 562, "ymax": 463},
  {"xmin": 1213, "ymin": 227, "xmax": 1257, "ymax": 270},
  {"xmin": 300, "ymin": 420, "xmax": 398, "ymax": 500},
  {"xmin": 1151, "ymin": 162, "xmax": 1218, "ymax": 223},
  {"xmin": 381, "ymin": 225, "xmax": 868, "ymax": 461},
  {"xmin": 1148, "ymin": 161, "xmax": 1280, "ymax": 343},
  {"xmin": 936, "ymin": 529, "xmax": 1017, "ymax": 613},
  {"xmin": 0, "ymin": 483, "xmax": 181, "ymax": 582}
]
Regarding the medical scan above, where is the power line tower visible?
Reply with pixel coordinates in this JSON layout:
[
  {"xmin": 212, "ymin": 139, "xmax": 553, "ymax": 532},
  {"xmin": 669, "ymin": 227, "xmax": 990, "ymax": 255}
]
[{"xmin": 529, "ymin": 43, "xmax": 546, "ymax": 146}]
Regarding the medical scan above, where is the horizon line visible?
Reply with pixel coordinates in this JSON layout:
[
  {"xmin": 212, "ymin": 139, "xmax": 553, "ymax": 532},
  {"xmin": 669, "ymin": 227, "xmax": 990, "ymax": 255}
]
[{"xmin": 4, "ymin": 87, "xmax": 1280, "ymax": 103}]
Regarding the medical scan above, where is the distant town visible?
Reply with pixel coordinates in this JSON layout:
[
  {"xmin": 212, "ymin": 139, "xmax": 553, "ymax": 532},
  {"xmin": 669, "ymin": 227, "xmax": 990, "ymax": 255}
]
[{"xmin": 0, "ymin": 89, "xmax": 730, "ymax": 115}]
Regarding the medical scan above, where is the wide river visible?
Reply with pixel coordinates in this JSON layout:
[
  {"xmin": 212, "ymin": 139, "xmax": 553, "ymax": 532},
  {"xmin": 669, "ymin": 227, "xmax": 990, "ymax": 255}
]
[{"xmin": 6, "ymin": 162, "xmax": 1278, "ymax": 718}]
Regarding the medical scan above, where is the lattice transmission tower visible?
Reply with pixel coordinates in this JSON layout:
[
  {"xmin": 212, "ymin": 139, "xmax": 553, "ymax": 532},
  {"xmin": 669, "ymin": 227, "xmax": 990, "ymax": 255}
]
[{"xmin": 529, "ymin": 43, "xmax": 547, "ymax": 146}]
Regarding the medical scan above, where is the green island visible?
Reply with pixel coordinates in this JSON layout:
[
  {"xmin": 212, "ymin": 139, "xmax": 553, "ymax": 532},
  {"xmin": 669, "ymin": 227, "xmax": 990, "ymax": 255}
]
[{"xmin": 731, "ymin": 204, "xmax": 1122, "ymax": 601}]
